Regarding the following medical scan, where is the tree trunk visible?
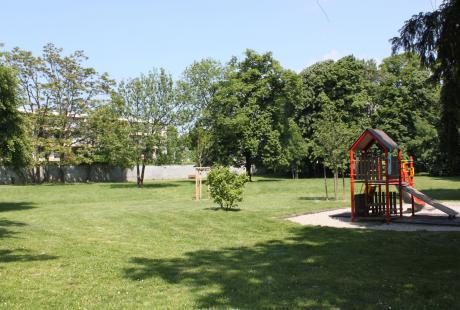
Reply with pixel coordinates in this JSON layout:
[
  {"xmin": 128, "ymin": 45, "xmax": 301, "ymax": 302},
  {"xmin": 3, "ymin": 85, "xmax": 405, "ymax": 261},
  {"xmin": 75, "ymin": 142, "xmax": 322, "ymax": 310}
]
[
  {"xmin": 43, "ymin": 165, "xmax": 49, "ymax": 183},
  {"xmin": 140, "ymin": 163, "xmax": 146, "ymax": 187},
  {"xmin": 59, "ymin": 165, "xmax": 65, "ymax": 183},
  {"xmin": 85, "ymin": 164, "xmax": 91, "ymax": 183},
  {"xmin": 136, "ymin": 163, "xmax": 141, "ymax": 187},
  {"xmin": 333, "ymin": 167, "xmax": 338, "ymax": 201},
  {"xmin": 323, "ymin": 164, "xmax": 328, "ymax": 200},
  {"xmin": 34, "ymin": 165, "xmax": 41, "ymax": 183},
  {"xmin": 59, "ymin": 153, "xmax": 65, "ymax": 183},
  {"xmin": 245, "ymin": 156, "xmax": 252, "ymax": 182},
  {"xmin": 342, "ymin": 167, "xmax": 345, "ymax": 200}
]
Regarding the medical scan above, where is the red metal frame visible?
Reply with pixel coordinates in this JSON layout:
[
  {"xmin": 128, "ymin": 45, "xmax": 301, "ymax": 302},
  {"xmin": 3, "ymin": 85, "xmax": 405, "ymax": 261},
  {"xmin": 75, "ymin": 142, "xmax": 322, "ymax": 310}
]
[{"xmin": 350, "ymin": 149, "xmax": 355, "ymax": 221}]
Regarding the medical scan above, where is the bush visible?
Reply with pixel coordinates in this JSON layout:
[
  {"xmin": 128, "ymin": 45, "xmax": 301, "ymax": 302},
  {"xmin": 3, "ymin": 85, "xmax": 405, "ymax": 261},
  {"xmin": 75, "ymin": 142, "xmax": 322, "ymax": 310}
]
[{"xmin": 207, "ymin": 166, "xmax": 249, "ymax": 210}]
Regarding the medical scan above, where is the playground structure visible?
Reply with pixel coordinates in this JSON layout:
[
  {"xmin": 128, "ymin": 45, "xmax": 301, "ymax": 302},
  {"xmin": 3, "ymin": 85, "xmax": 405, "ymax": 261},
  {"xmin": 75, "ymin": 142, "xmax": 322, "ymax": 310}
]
[
  {"xmin": 349, "ymin": 129, "xmax": 457, "ymax": 224},
  {"xmin": 194, "ymin": 167, "xmax": 210, "ymax": 201}
]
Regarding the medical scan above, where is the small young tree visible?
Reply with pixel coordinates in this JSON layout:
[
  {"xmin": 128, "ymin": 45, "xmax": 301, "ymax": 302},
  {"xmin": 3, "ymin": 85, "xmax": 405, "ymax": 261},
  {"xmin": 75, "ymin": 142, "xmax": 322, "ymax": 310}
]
[
  {"xmin": 187, "ymin": 126, "xmax": 213, "ymax": 167},
  {"xmin": 283, "ymin": 119, "xmax": 308, "ymax": 179},
  {"xmin": 207, "ymin": 166, "xmax": 249, "ymax": 210},
  {"xmin": 311, "ymin": 105, "xmax": 359, "ymax": 200}
]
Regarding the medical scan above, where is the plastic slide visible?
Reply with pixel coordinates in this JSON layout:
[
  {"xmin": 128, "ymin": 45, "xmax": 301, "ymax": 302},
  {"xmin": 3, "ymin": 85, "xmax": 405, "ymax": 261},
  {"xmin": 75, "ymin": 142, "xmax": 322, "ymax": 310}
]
[{"xmin": 401, "ymin": 185, "xmax": 458, "ymax": 218}]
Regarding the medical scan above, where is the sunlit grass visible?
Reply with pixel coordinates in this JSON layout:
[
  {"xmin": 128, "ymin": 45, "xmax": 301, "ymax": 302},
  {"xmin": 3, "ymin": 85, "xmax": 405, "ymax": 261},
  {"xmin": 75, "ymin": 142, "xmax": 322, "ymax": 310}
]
[{"xmin": 0, "ymin": 176, "xmax": 459, "ymax": 309}]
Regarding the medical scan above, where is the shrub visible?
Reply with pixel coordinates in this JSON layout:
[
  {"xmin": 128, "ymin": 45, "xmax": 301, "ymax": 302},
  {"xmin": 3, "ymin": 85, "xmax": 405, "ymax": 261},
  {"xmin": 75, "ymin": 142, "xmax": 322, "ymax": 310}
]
[{"xmin": 207, "ymin": 166, "xmax": 249, "ymax": 210}]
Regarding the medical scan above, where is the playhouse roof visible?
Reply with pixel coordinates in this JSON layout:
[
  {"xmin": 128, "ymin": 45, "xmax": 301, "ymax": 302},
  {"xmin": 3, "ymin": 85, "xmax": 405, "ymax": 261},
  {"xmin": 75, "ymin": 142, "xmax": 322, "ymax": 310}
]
[{"xmin": 349, "ymin": 128, "xmax": 399, "ymax": 152}]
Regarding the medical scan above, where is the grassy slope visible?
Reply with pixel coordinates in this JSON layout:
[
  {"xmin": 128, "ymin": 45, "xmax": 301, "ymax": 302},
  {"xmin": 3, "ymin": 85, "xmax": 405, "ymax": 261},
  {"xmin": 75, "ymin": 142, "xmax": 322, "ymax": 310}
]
[{"xmin": 0, "ymin": 176, "xmax": 459, "ymax": 309}]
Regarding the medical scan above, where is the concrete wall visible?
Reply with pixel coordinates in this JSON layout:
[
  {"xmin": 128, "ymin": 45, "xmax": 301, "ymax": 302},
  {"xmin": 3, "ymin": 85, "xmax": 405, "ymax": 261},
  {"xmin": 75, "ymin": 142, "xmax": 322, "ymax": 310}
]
[
  {"xmin": 126, "ymin": 165, "xmax": 196, "ymax": 181},
  {"xmin": 0, "ymin": 164, "xmax": 247, "ymax": 184}
]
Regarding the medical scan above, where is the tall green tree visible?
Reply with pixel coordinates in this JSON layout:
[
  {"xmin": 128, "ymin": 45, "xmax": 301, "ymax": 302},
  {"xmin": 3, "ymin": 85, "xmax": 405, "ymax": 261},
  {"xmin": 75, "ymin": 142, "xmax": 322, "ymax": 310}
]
[
  {"xmin": 0, "ymin": 65, "xmax": 31, "ymax": 170},
  {"xmin": 372, "ymin": 53, "xmax": 440, "ymax": 172},
  {"xmin": 297, "ymin": 56, "xmax": 373, "ymax": 177},
  {"xmin": 209, "ymin": 50, "xmax": 303, "ymax": 180},
  {"xmin": 391, "ymin": 0, "xmax": 460, "ymax": 175}
]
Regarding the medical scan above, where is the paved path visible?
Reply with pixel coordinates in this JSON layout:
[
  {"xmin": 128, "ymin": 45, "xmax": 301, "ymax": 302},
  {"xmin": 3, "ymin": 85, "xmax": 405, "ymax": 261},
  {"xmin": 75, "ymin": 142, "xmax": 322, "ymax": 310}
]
[{"xmin": 287, "ymin": 202, "xmax": 460, "ymax": 232}]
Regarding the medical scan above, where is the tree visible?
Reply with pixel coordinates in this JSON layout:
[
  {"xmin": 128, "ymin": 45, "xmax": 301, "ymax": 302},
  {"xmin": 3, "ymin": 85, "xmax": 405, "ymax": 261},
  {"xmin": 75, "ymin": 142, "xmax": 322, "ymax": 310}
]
[
  {"xmin": 177, "ymin": 58, "xmax": 224, "ymax": 126},
  {"xmin": 3, "ymin": 44, "xmax": 112, "ymax": 182},
  {"xmin": 0, "ymin": 65, "xmax": 31, "ymax": 170},
  {"xmin": 311, "ymin": 106, "xmax": 359, "ymax": 200},
  {"xmin": 297, "ymin": 56, "xmax": 374, "ymax": 177},
  {"xmin": 391, "ymin": 0, "xmax": 460, "ymax": 175},
  {"xmin": 155, "ymin": 126, "xmax": 187, "ymax": 165},
  {"xmin": 177, "ymin": 59, "xmax": 224, "ymax": 167},
  {"xmin": 282, "ymin": 119, "xmax": 308, "ymax": 179},
  {"xmin": 371, "ymin": 53, "xmax": 440, "ymax": 172},
  {"xmin": 116, "ymin": 68, "xmax": 186, "ymax": 187},
  {"xmin": 85, "ymin": 104, "xmax": 136, "ymax": 168},
  {"xmin": 187, "ymin": 126, "xmax": 213, "ymax": 167},
  {"xmin": 209, "ymin": 50, "xmax": 303, "ymax": 180}
]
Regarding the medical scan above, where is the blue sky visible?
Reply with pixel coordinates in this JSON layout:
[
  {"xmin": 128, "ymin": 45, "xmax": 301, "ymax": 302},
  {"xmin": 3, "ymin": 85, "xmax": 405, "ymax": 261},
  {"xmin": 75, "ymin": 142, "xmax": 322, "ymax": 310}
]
[{"xmin": 1, "ymin": 0, "xmax": 440, "ymax": 81}]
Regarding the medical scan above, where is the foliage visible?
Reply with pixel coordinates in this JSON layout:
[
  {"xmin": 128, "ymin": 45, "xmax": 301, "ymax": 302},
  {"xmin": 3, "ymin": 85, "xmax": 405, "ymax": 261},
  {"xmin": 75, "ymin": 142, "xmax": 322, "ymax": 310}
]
[
  {"xmin": 176, "ymin": 59, "xmax": 224, "ymax": 166},
  {"xmin": 155, "ymin": 126, "xmax": 187, "ymax": 165},
  {"xmin": 282, "ymin": 119, "xmax": 308, "ymax": 178},
  {"xmin": 0, "ymin": 65, "xmax": 31, "ymax": 168},
  {"xmin": 311, "ymin": 106, "xmax": 359, "ymax": 199},
  {"xmin": 177, "ymin": 58, "xmax": 224, "ymax": 127},
  {"xmin": 391, "ymin": 0, "xmax": 460, "ymax": 175},
  {"xmin": 371, "ymin": 53, "xmax": 440, "ymax": 170},
  {"xmin": 85, "ymin": 104, "xmax": 136, "ymax": 167},
  {"xmin": 297, "ymin": 57, "xmax": 373, "ymax": 165},
  {"xmin": 209, "ymin": 50, "xmax": 304, "ymax": 179},
  {"xmin": 115, "ymin": 68, "xmax": 187, "ymax": 186},
  {"xmin": 187, "ymin": 126, "xmax": 213, "ymax": 167},
  {"xmin": 3, "ymin": 43, "xmax": 113, "ymax": 182},
  {"xmin": 207, "ymin": 166, "xmax": 249, "ymax": 209}
]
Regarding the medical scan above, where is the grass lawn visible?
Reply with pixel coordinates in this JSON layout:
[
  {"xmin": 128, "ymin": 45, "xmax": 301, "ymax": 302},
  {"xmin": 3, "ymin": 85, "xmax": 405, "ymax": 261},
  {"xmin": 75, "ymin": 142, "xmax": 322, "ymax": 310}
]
[{"xmin": 1, "ymin": 176, "xmax": 460, "ymax": 309}]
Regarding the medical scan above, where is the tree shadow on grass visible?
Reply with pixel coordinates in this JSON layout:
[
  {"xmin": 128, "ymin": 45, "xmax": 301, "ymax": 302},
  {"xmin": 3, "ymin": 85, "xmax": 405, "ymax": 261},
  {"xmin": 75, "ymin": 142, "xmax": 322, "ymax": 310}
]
[
  {"xmin": 255, "ymin": 178, "xmax": 284, "ymax": 183},
  {"xmin": 421, "ymin": 189, "xmax": 460, "ymax": 201},
  {"xmin": 432, "ymin": 176, "xmax": 460, "ymax": 183},
  {"xmin": 0, "ymin": 219, "xmax": 58, "ymax": 264},
  {"xmin": 0, "ymin": 249, "xmax": 58, "ymax": 263},
  {"xmin": 0, "ymin": 202, "xmax": 36, "ymax": 213},
  {"xmin": 203, "ymin": 207, "xmax": 242, "ymax": 212},
  {"xmin": 109, "ymin": 182, "xmax": 180, "ymax": 189},
  {"xmin": 123, "ymin": 227, "xmax": 460, "ymax": 309},
  {"xmin": 298, "ymin": 196, "xmax": 329, "ymax": 201},
  {"xmin": 0, "ymin": 219, "xmax": 26, "ymax": 239}
]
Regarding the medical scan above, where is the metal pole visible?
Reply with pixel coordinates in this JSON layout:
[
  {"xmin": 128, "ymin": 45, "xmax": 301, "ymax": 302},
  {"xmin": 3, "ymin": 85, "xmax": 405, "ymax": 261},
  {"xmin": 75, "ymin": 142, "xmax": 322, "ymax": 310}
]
[{"xmin": 398, "ymin": 150, "xmax": 403, "ymax": 217}]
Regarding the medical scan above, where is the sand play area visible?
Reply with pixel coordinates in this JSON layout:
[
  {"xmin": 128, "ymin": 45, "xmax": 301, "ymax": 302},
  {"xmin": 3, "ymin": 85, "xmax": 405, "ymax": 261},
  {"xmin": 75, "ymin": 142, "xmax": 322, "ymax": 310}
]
[{"xmin": 288, "ymin": 202, "xmax": 460, "ymax": 232}]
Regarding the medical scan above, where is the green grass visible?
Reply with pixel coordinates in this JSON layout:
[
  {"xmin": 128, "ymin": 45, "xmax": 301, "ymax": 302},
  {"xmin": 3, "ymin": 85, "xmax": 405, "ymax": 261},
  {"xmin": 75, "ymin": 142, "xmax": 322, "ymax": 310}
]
[{"xmin": 0, "ymin": 176, "xmax": 459, "ymax": 309}]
